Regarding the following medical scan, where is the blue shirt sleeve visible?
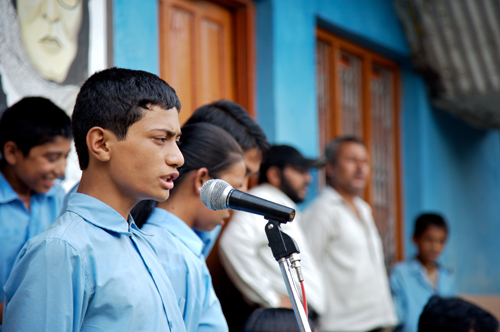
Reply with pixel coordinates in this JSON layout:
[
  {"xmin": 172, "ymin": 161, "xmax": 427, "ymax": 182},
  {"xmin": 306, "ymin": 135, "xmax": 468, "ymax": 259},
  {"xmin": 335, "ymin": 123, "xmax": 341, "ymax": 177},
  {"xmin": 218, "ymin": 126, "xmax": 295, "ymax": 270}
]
[
  {"xmin": 3, "ymin": 237, "xmax": 89, "ymax": 332},
  {"xmin": 389, "ymin": 265, "xmax": 406, "ymax": 329},
  {"xmin": 197, "ymin": 272, "xmax": 228, "ymax": 332}
]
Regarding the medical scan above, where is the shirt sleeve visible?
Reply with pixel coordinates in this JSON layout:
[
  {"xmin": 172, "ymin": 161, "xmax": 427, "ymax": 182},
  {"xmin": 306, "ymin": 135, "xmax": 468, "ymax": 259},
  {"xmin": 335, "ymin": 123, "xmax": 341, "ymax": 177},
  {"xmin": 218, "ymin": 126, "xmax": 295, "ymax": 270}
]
[
  {"xmin": 389, "ymin": 266, "xmax": 406, "ymax": 328},
  {"xmin": 219, "ymin": 211, "xmax": 281, "ymax": 308},
  {"xmin": 3, "ymin": 238, "xmax": 89, "ymax": 332},
  {"xmin": 197, "ymin": 271, "xmax": 228, "ymax": 332},
  {"xmin": 301, "ymin": 199, "xmax": 333, "ymax": 261}
]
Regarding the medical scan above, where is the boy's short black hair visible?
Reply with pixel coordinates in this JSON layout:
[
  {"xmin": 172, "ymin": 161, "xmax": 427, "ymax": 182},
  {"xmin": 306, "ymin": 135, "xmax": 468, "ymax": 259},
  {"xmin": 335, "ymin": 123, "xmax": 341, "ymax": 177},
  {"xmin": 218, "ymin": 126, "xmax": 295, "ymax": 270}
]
[
  {"xmin": 0, "ymin": 97, "xmax": 72, "ymax": 169},
  {"xmin": 418, "ymin": 295, "xmax": 499, "ymax": 332},
  {"xmin": 185, "ymin": 99, "xmax": 269, "ymax": 156},
  {"xmin": 414, "ymin": 213, "xmax": 448, "ymax": 238},
  {"xmin": 72, "ymin": 68, "xmax": 181, "ymax": 170}
]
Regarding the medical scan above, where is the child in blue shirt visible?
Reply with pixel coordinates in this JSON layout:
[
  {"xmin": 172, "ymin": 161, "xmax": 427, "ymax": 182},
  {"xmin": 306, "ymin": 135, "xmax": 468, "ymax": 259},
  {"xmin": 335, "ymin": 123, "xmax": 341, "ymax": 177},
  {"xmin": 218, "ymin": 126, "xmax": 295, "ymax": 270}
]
[
  {"xmin": 390, "ymin": 213, "xmax": 456, "ymax": 332},
  {"xmin": 0, "ymin": 97, "xmax": 72, "ymax": 327},
  {"xmin": 132, "ymin": 122, "xmax": 247, "ymax": 332},
  {"xmin": 3, "ymin": 68, "xmax": 187, "ymax": 331}
]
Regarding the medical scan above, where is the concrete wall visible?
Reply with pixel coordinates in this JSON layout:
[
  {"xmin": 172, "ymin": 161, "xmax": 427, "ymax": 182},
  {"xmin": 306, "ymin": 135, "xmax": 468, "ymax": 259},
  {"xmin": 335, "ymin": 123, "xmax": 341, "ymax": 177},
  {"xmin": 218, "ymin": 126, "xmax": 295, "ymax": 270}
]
[{"xmin": 113, "ymin": 0, "xmax": 500, "ymax": 294}]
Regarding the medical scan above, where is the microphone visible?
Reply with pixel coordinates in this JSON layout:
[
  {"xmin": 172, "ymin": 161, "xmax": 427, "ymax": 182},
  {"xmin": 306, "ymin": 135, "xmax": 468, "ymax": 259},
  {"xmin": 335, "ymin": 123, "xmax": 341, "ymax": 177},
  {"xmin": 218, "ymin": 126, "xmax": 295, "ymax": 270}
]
[{"xmin": 200, "ymin": 179, "xmax": 296, "ymax": 223}]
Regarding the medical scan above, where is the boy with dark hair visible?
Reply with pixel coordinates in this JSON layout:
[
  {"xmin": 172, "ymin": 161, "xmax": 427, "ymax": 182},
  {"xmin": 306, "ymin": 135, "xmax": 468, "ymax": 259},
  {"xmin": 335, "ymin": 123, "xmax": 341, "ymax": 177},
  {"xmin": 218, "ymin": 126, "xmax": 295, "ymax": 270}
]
[
  {"xmin": 0, "ymin": 97, "xmax": 72, "ymax": 327},
  {"xmin": 390, "ymin": 213, "xmax": 456, "ymax": 332},
  {"xmin": 3, "ymin": 68, "xmax": 187, "ymax": 331},
  {"xmin": 418, "ymin": 295, "xmax": 498, "ymax": 332}
]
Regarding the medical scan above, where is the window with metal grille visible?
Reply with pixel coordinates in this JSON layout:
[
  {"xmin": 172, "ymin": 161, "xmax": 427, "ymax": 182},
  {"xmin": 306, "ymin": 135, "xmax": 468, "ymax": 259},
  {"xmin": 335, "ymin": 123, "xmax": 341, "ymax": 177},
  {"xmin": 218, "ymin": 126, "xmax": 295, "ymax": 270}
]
[{"xmin": 316, "ymin": 28, "xmax": 403, "ymax": 267}]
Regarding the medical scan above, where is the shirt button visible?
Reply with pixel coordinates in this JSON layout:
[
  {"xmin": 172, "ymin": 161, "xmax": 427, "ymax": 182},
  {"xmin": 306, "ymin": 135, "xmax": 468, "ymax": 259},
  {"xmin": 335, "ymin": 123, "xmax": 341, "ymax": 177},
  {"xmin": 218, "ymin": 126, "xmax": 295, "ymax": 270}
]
[{"xmin": 168, "ymin": 321, "xmax": 173, "ymax": 328}]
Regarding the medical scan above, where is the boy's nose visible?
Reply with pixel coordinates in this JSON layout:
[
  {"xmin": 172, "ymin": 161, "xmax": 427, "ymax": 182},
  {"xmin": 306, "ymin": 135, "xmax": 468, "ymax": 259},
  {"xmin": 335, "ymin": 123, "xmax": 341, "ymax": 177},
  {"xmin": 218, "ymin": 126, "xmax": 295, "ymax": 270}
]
[
  {"xmin": 55, "ymin": 159, "xmax": 67, "ymax": 178},
  {"xmin": 166, "ymin": 145, "xmax": 184, "ymax": 168}
]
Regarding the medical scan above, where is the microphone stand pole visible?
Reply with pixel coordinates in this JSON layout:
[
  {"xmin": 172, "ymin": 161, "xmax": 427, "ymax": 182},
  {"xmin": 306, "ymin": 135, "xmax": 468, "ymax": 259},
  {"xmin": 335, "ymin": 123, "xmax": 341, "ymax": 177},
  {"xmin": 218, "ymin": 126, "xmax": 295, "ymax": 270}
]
[{"xmin": 265, "ymin": 218, "xmax": 312, "ymax": 332}]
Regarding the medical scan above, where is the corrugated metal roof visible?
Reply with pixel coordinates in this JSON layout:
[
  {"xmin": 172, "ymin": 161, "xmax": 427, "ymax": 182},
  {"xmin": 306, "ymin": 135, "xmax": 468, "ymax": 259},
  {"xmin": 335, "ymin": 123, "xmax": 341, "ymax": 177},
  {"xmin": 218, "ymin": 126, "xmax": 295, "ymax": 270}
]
[{"xmin": 394, "ymin": 0, "xmax": 500, "ymax": 128}]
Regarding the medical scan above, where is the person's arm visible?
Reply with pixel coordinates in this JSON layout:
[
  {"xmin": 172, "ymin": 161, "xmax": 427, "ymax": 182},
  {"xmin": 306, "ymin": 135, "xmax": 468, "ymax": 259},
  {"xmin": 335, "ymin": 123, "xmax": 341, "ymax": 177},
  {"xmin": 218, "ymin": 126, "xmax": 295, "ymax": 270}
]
[
  {"xmin": 389, "ymin": 266, "xmax": 407, "ymax": 329},
  {"xmin": 219, "ymin": 211, "xmax": 282, "ymax": 308},
  {"xmin": 3, "ymin": 238, "xmax": 88, "ymax": 331},
  {"xmin": 301, "ymin": 201, "xmax": 331, "ymax": 264}
]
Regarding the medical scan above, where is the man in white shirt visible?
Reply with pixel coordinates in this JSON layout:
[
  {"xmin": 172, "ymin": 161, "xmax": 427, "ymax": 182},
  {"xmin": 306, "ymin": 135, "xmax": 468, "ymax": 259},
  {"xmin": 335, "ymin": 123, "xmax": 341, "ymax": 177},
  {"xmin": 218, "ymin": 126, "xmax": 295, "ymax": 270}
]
[
  {"xmin": 302, "ymin": 137, "xmax": 397, "ymax": 332},
  {"xmin": 219, "ymin": 145, "xmax": 326, "ymax": 323}
]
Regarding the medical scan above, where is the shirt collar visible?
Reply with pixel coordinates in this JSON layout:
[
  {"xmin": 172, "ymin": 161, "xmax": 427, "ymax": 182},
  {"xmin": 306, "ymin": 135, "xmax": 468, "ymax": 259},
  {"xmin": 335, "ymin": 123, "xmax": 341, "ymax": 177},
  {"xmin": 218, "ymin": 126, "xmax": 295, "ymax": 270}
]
[
  {"xmin": 323, "ymin": 185, "xmax": 365, "ymax": 207},
  {"xmin": 147, "ymin": 207, "xmax": 204, "ymax": 257},
  {"xmin": 409, "ymin": 257, "xmax": 443, "ymax": 274},
  {"xmin": 66, "ymin": 193, "xmax": 132, "ymax": 235},
  {"xmin": 0, "ymin": 171, "xmax": 58, "ymax": 204}
]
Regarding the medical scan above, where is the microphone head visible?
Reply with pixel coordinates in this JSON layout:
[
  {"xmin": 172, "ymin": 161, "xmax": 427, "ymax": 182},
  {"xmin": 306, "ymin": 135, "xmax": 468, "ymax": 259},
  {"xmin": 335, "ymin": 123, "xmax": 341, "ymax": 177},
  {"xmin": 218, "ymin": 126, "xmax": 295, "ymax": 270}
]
[{"xmin": 200, "ymin": 179, "xmax": 233, "ymax": 211}]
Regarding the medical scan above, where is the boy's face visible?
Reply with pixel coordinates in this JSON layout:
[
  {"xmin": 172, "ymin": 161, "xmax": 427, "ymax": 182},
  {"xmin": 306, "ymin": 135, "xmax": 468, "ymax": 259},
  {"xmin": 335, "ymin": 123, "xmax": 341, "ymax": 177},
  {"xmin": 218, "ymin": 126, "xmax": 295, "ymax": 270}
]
[
  {"xmin": 414, "ymin": 225, "xmax": 448, "ymax": 265},
  {"xmin": 14, "ymin": 136, "xmax": 72, "ymax": 194},
  {"xmin": 108, "ymin": 105, "xmax": 184, "ymax": 203}
]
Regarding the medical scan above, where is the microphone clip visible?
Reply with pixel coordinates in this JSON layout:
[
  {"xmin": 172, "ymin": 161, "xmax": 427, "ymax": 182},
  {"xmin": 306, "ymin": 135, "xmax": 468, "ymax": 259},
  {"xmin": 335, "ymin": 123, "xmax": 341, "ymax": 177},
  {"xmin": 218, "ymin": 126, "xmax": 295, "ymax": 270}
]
[{"xmin": 265, "ymin": 219, "xmax": 300, "ymax": 261}]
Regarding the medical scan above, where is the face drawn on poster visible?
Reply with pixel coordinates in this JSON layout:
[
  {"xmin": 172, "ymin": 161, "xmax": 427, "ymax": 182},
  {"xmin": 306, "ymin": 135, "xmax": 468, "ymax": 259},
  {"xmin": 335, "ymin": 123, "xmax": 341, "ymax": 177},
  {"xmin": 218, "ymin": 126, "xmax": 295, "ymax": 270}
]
[
  {"xmin": 0, "ymin": 0, "xmax": 110, "ymax": 191},
  {"xmin": 0, "ymin": 0, "xmax": 107, "ymax": 116}
]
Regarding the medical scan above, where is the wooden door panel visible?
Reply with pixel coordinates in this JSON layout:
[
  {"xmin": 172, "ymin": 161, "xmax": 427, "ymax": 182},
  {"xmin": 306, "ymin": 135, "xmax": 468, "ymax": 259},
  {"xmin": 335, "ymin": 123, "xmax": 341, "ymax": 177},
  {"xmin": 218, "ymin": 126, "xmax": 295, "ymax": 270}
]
[
  {"xmin": 169, "ymin": 6, "xmax": 195, "ymax": 120},
  {"xmin": 160, "ymin": 0, "xmax": 235, "ymax": 124}
]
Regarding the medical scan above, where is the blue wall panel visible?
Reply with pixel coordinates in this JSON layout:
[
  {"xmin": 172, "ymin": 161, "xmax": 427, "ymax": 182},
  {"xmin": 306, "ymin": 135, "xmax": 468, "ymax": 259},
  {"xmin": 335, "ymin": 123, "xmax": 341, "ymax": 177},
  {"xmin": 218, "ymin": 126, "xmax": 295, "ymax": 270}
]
[{"xmin": 113, "ymin": 0, "xmax": 159, "ymax": 74}]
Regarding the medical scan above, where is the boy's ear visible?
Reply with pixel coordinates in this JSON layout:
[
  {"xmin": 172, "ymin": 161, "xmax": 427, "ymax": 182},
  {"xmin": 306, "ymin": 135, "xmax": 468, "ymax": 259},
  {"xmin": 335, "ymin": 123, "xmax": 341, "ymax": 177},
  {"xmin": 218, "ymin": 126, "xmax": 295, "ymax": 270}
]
[
  {"xmin": 194, "ymin": 168, "xmax": 211, "ymax": 195},
  {"xmin": 86, "ymin": 127, "xmax": 112, "ymax": 163},
  {"xmin": 3, "ymin": 141, "xmax": 22, "ymax": 166}
]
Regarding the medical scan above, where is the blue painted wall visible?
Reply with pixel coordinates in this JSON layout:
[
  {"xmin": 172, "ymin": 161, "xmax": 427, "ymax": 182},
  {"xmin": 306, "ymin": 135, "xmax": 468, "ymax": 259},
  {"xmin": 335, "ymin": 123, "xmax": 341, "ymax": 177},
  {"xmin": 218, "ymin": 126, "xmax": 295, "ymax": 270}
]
[
  {"xmin": 113, "ymin": 0, "xmax": 500, "ymax": 294},
  {"xmin": 113, "ymin": 0, "xmax": 159, "ymax": 75}
]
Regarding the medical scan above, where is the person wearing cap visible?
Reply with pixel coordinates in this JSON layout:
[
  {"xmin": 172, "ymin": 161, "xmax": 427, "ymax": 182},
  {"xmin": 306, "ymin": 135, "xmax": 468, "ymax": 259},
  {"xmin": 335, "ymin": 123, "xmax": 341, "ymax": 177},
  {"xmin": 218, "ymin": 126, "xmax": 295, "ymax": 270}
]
[
  {"xmin": 219, "ymin": 144, "xmax": 326, "ymax": 324},
  {"xmin": 302, "ymin": 136, "xmax": 398, "ymax": 332}
]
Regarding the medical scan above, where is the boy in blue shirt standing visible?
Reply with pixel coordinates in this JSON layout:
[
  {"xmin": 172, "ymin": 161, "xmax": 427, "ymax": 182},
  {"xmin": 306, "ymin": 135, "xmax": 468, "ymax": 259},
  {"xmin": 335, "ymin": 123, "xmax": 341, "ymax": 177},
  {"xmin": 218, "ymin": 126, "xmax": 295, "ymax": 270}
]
[
  {"xmin": 390, "ymin": 213, "xmax": 456, "ymax": 332},
  {"xmin": 3, "ymin": 68, "xmax": 187, "ymax": 332},
  {"xmin": 0, "ymin": 97, "xmax": 72, "ymax": 327}
]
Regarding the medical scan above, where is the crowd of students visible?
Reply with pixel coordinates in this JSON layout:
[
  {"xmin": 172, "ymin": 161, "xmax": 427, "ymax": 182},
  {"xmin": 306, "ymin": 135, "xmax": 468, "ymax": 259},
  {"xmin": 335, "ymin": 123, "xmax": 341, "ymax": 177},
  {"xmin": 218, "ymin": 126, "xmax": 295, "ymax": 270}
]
[{"xmin": 0, "ymin": 68, "xmax": 498, "ymax": 332}]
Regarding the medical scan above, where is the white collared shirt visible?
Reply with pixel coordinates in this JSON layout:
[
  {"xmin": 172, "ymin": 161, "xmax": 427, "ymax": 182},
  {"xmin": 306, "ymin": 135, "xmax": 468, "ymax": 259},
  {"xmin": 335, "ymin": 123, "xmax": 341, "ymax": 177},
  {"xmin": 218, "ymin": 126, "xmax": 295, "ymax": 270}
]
[
  {"xmin": 302, "ymin": 186, "xmax": 397, "ymax": 331},
  {"xmin": 219, "ymin": 183, "xmax": 326, "ymax": 315}
]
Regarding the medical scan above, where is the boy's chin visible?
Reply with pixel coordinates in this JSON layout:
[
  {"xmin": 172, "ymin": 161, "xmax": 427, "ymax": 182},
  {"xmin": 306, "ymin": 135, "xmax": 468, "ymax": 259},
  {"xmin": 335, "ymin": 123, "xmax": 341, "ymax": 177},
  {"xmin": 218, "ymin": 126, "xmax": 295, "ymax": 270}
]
[{"xmin": 146, "ymin": 190, "xmax": 170, "ymax": 202}]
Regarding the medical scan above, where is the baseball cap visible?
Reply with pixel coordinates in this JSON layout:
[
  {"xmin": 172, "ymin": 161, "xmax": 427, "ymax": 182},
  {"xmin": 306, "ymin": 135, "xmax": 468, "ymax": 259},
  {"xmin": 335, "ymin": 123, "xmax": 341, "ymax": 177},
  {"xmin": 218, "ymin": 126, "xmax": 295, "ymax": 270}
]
[{"xmin": 261, "ymin": 145, "xmax": 325, "ymax": 171}]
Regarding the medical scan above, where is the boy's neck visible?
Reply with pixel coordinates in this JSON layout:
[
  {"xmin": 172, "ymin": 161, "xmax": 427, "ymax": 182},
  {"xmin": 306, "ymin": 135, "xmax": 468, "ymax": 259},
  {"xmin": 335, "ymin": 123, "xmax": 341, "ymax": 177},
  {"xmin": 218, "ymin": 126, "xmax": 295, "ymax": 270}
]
[
  {"xmin": 416, "ymin": 255, "xmax": 438, "ymax": 272},
  {"xmin": 1, "ymin": 166, "xmax": 32, "ymax": 200},
  {"xmin": 78, "ymin": 170, "xmax": 135, "ymax": 221},
  {"xmin": 157, "ymin": 190, "xmax": 196, "ymax": 229}
]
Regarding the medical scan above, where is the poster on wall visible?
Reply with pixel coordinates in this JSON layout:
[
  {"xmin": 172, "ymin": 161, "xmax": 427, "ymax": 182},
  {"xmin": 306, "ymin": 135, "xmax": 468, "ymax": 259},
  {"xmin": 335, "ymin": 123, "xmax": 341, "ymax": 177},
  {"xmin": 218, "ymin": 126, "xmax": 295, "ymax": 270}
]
[{"xmin": 0, "ymin": 0, "xmax": 112, "ymax": 190}]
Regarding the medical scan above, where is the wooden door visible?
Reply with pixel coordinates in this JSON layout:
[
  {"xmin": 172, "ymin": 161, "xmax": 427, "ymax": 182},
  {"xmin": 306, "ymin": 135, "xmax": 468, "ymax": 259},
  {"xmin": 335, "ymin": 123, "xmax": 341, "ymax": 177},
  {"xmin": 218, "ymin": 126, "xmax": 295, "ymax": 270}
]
[{"xmin": 160, "ymin": 0, "xmax": 242, "ymax": 124}]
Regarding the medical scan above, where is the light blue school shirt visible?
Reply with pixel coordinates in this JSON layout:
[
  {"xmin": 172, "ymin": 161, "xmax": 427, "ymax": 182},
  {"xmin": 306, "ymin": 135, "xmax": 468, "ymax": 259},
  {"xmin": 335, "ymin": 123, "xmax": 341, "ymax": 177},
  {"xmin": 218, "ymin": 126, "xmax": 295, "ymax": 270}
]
[
  {"xmin": 390, "ymin": 258, "xmax": 456, "ymax": 332},
  {"xmin": 194, "ymin": 226, "xmax": 221, "ymax": 258},
  {"xmin": 143, "ymin": 208, "xmax": 229, "ymax": 332},
  {"xmin": 0, "ymin": 171, "xmax": 65, "ymax": 303},
  {"xmin": 3, "ymin": 193, "xmax": 186, "ymax": 332}
]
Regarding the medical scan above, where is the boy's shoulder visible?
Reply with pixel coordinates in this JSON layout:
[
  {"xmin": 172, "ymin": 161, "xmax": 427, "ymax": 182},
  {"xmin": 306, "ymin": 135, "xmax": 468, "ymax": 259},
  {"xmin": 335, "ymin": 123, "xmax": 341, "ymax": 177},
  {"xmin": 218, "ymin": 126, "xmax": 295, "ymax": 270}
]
[
  {"xmin": 23, "ymin": 210, "xmax": 87, "ymax": 253},
  {"xmin": 391, "ymin": 259, "xmax": 418, "ymax": 277}
]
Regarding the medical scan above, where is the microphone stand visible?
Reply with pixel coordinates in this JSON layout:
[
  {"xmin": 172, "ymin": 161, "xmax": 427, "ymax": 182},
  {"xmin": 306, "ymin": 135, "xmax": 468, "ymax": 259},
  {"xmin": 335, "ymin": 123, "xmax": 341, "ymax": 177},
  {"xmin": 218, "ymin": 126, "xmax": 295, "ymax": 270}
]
[{"xmin": 264, "ymin": 218, "xmax": 312, "ymax": 332}]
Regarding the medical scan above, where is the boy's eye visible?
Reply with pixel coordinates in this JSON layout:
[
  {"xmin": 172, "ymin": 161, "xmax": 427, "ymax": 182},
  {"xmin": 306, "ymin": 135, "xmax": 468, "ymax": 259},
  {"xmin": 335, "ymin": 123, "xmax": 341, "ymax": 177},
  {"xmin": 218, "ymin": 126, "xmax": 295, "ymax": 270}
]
[
  {"xmin": 45, "ymin": 154, "xmax": 60, "ymax": 162},
  {"xmin": 154, "ymin": 137, "xmax": 167, "ymax": 143}
]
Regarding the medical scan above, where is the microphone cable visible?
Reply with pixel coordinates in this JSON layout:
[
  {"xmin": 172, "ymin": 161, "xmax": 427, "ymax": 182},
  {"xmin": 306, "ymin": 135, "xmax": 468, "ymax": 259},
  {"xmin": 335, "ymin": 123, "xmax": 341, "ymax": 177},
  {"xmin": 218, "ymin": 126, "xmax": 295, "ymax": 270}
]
[
  {"xmin": 300, "ymin": 280, "xmax": 308, "ymax": 316},
  {"xmin": 290, "ymin": 253, "xmax": 308, "ymax": 316}
]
